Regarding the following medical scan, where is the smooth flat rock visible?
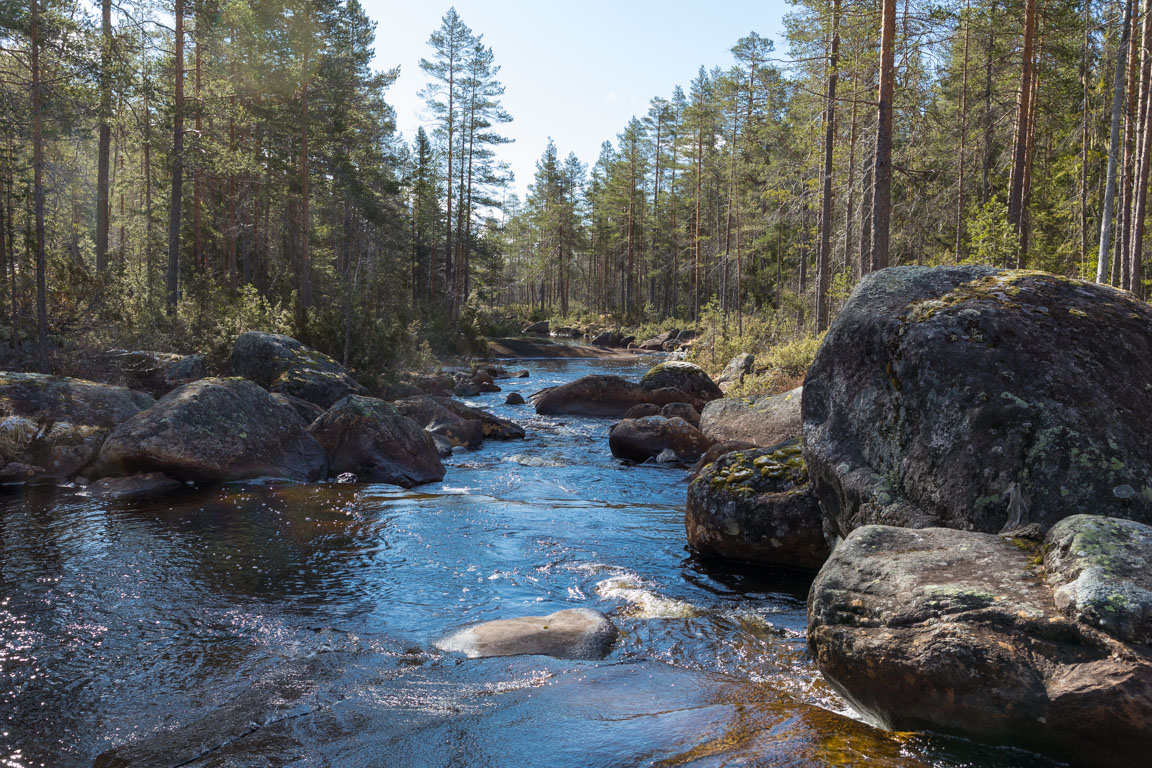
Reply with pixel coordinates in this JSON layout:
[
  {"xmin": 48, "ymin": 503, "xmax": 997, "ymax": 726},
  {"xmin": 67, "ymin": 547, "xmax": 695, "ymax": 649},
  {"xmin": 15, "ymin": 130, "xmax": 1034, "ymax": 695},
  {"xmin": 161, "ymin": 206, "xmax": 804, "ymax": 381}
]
[{"xmin": 436, "ymin": 608, "xmax": 618, "ymax": 660}]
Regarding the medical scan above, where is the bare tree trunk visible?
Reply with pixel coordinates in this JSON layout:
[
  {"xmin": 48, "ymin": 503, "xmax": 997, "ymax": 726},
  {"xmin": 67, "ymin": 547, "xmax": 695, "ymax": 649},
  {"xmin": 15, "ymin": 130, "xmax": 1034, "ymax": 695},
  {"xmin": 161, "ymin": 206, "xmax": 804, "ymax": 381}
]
[
  {"xmin": 1129, "ymin": 0, "xmax": 1152, "ymax": 297},
  {"xmin": 1120, "ymin": 0, "xmax": 1141, "ymax": 286},
  {"xmin": 1007, "ymin": 0, "xmax": 1037, "ymax": 264},
  {"xmin": 166, "ymin": 0, "xmax": 185, "ymax": 316},
  {"xmin": 96, "ymin": 0, "xmax": 112, "ymax": 278},
  {"xmin": 981, "ymin": 4, "xmax": 996, "ymax": 204},
  {"xmin": 955, "ymin": 0, "xmax": 971, "ymax": 260},
  {"xmin": 694, "ymin": 126, "xmax": 703, "ymax": 324},
  {"xmin": 816, "ymin": 0, "xmax": 840, "ymax": 332},
  {"xmin": 859, "ymin": 143, "xmax": 874, "ymax": 276},
  {"xmin": 31, "ymin": 0, "xmax": 48, "ymax": 370},
  {"xmin": 843, "ymin": 52, "xmax": 860, "ymax": 272},
  {"xmin": 193, "ymin": 19, "xmax": 203, "ymax": 272},
  {"xmin": 870, "ymin": 0, "xmax": 896, "ymax": 272},
  {"xmin": 1099, "ymin": 0, "xmax": 1135, "ymax": 283},
  {"xmin": 1081, "ymin": 0, "xmax": 1092, "ymax": 274}
]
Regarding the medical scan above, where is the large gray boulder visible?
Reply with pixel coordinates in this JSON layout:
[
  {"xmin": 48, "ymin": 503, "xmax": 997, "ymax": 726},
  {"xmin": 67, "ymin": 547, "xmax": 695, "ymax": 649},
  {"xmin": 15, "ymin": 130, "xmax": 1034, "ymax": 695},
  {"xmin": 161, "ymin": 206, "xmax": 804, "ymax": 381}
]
[
  {"xmin": 0, "ymin": 372, "xmax": 155, "ymax": 480},
  {"xmin": 437, "ymin": 608, "xmax": 618, "ymax": 660},
  {"xmin": 803, "ymin": 266, "xmax": 1152, "ymax": 540},
  {"xmin": 104, "ymin": 350, "xmax": 207, "ymax": 398},
  {"xmin": 230, "ymin": 331, "xmax": 366, "ymax": 409},
  {"xmin": 99, "ymin": 377, "xmax": 327, "ymax": 483},
  {"xmin": 393, "ymin": 396, "xmax": 484, "ymax": 448},
  {"xmin": 608, "ymin": 416, "xmax": 711, "ymax": 463},
  {"xmin": 308, "ymin": 395, "xmax": 444, "ymax": 487},
  {"xmin": 639, "ymin": 361, "xmax": 722, "ymax": 408},
  {"xmin": 686, "ymin": 440, "xmax": 827, "ymax": 569},
  {"xmin": 700, "ymin": 387, "xmax": 801, "ymax": 448},
  {"xmin": 432, "ymin": 396, "xmax": 525, "ymax": 440},
  {"xmin": 716, "ymin": 353, "xmax": 754, "ymax": 392},
  {"xmin": 807, "ymin": 522, "xmax": 1152, "ymax": 768}
]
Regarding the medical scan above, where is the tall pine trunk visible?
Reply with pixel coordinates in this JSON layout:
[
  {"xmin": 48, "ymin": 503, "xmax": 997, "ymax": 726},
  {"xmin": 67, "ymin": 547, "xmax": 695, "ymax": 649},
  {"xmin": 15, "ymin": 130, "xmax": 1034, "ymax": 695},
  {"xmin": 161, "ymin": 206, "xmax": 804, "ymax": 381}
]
[
  {"xmin": 1098, "ymin": 0, "xmax": 1135, "ymax": 283},
  {"xmin": 955, "ymin": 0, "xmax": 971, "ymax": 260},
  {"xmin": 1129, "ymin": 1, "xmax": 1152, "ymax": 297},
  {"xmin": 816, "ymin": 0, "xmax": 840, "ymax": 331},
  {"xmin": 31, "ymin": 0, "xmax": 48, "ymax": 370},
  {"xmin": 870, "ymin": 0, "xmax": 896, "ymax": 272},
  {"xmin": 1007, "ymin": 0, "xmax": 1037, "ymax": 264},
  {"xmin": 166, "ymin": 0, "xmax": 185, "ymax": 316},
  {"xmin": 96, "ymin": 0, "xmax": 112, "ymax": 277}
]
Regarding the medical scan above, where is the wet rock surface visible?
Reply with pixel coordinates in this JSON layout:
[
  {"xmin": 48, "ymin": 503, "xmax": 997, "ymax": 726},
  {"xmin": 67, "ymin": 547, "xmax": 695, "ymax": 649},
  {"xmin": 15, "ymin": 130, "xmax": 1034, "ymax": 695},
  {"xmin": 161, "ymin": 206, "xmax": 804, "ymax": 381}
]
[
  {"xmin": 436, "ymin": 608, "xmax": 619, "ymax": 660},
  {"xmin": 609, "ymin": 415, "xmax": 711, "ymax": 463},
  {"xmin": 803, "ymin": 266, "xmax": 1152, "ymax": 538},
  {"xmin": 308, "ymin": 395, "xmax": 444, "ymax": 487},
  {"xmin": 687, "ymin": 440, "xmax": 827, "ymax": 569},
  {"xmin": 807, "ymin": 522, "xmax": 1152, "ymax": 768}
]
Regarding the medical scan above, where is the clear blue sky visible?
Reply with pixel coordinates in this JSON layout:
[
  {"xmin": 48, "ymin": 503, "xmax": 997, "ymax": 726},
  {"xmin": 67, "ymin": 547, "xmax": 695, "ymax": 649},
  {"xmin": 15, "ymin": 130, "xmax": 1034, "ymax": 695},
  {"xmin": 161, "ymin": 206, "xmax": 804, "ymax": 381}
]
[{"xmin": 360, "ymin": 0, "xmax": 790, "ymax": 197}]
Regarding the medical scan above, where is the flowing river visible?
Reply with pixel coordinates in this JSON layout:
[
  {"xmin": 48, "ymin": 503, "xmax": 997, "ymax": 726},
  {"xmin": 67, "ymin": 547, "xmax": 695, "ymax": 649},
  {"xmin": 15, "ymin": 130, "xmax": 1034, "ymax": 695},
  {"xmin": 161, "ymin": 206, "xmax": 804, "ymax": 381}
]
[{"xmin": 0, "ymin": 356, "xmax": 1059, "ymax": 767}]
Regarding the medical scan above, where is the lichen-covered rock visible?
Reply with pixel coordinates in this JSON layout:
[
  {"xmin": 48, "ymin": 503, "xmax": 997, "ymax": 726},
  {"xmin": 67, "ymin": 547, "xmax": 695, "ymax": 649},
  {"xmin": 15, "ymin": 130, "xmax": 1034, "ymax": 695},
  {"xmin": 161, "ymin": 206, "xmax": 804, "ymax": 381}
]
[
  {"xmin": 1044, "ymin": 515, "xmax": 1152, "ymax": 645},
  {"xmin": 700, "ymin": 387, "xmax": 801, "ymax": 448},
  {"xmin": 608, "ymin": 416, "xmax": 711, "ymax": 463},
  {"xmin": 99, "ymin": 377, "xmax": 328, "ymax": 483},
  {"xmin": 436, "ymin": 608, "xmax": 618, "ymax": 660},
  {"xmin": 688, "ymin": 439, "xmax": 758, "ymax": 481},
  {"xmin": 0, "ymin": 371, "xmax": 154, "ymax": 427},
  {"xmin": 686, "ymin": 440, "xmax": 827, "ymax": 569},
  {"xmin": 308, "ymin": 395, "xmax": 444, "ymax": 487},
  {"xmin": 807, "ymin": 523, "xmax": 1152, "ymax": 768},
  {"xmin": 531, "ymin": 375, "xmax": 649, "ymax": 417},
  {"xmin": 230, "ymin": 331, "xmax": 366, "ymax": 409},
  {"xmin": 0, "ymin": 372, "xmax": 155, "ymax": 480},
  {"xmin": 393, "ymin": 396, "xmax": 484, "ymax": 448},
  {"xmin": 803, "ymin": 266, "xmax": 1152, "ymax": 539},
  {"xmin": 640, "ymin": 361, "xmax": 722, "ymax": 409},
  {"xmin": 104, "ymin": 350, "xmax": 207, "ymax": 397},
  {"xmin": 432, "ymin": 396, "xmax": 525, "ymax": 440}
]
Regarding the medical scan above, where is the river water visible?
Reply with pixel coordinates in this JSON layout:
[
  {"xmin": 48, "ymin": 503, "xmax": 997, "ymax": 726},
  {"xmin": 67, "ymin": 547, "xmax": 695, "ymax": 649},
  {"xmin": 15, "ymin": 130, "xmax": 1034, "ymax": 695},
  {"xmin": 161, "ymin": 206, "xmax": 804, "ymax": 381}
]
[{"xmin": 0, "ymin": 356, "xmax": 1059, "ymax": 767}]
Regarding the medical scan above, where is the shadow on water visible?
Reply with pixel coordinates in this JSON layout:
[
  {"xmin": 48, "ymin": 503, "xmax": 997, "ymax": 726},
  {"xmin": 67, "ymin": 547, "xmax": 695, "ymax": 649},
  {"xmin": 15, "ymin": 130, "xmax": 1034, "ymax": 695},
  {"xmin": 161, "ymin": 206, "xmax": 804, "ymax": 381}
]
[{"xmin": 1, "ymin": 356, "xmax": 1063, "ymax": 767}]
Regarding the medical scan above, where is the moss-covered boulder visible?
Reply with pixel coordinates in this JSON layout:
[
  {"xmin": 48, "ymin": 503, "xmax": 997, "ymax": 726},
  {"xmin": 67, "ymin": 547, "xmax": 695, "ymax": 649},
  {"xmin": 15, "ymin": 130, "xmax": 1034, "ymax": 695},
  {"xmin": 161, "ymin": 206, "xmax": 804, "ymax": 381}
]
[
  {"xmin": 686, "ymin": 440, "xmax": 827, "ymax": 569},
  {"xmin": 803, "ymin": 266, "xmax": 1152, "ymax": 539},
  {"xmin": 1044, "ymin": 515, "xmax": 1152, "ymax": 644},
  {"xmin": 639, "ymin": 361, "xmax": 722, "ymax": 408},
  {"xmin": 608, "ymin": 415, "xmax": 711, "ymax": 463},
  {"xmin": 700, "ymin": 386, "xmax": 801, "ymax": 448},
  {"xmin": 99, "ymin": 377, "xmax": 328, "ymax": 483},
  {"xmin": 0, "ymin": 372, "xmax": 155, "ymax": 480},
  {"xmin": 808, "ymin": 522, "xmax": 1152, "ymax": 767},
  {"xmin": 308, "ymin": 395, "xmax": 444, "ymax": 487},
  {"xmin": 230, "ymin": 331, "xmax": 366, "ymax": 409}
]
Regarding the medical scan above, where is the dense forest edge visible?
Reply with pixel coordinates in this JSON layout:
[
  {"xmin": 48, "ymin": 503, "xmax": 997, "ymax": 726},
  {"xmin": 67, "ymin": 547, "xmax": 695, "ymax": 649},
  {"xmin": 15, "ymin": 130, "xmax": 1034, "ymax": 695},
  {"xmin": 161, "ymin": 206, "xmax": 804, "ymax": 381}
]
[{"xmin": 0, "ymin": 0, "xmax": 1143, "ymax": 389}]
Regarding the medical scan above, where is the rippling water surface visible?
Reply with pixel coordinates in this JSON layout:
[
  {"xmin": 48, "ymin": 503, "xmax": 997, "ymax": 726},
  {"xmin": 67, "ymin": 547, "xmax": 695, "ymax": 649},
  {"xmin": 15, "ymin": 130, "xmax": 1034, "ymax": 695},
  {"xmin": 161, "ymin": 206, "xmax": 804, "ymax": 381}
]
[{"xmin": 0, "ymin": 357, "xmax": 1059, "ymax": 767}]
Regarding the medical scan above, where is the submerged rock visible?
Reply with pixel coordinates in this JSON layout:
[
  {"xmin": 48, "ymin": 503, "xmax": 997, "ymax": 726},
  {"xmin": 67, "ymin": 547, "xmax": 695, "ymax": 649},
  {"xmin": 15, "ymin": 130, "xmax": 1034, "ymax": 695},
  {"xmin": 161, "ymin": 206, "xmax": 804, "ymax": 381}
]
[
  {"xmin": 700, "ymin": 387, "xmax": 801, "ymax": 448},
  {"xmin": 437, "ymin": 608, "xmax": 618, "ymax": 660},
  {"xmin": 88, "ymin": 472, "xmax": 184, "ymax": 500},
  {"xmin": 230, "ymin": 331, "xmax": 366, "ymax": 409},
  {"xmin": 803, "ymin": 266, "xmax": 1152, "ymax": 538},
  {"xmin": 609, "ymin": 416, "xmax": 711, "ymax": 463},
  {"xmin": 807, "ymin": 522, "xmax": 1152, "ymax": 767},
  {"xmin": 686, "ymin": 440, "xmax": 827, "ymax": 569},
  {"xmin": 99, "ymin": 377, "xmax": 328, "ymax": 483},
  {"xmin": 309, "ymin": 395, "xmax": 444, "ymax": 487}
]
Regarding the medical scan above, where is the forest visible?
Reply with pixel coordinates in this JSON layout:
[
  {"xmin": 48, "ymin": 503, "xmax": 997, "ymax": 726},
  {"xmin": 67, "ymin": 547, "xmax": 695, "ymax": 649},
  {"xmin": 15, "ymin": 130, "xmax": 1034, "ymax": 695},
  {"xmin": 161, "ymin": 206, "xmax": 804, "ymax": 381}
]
[{"xmin": 0, "ymin": 0, "xmax": 1146, "ymax": 377}]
